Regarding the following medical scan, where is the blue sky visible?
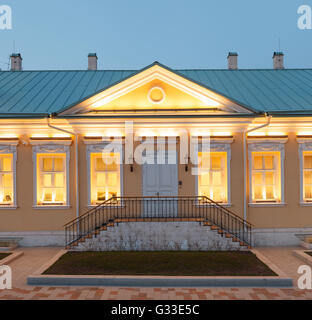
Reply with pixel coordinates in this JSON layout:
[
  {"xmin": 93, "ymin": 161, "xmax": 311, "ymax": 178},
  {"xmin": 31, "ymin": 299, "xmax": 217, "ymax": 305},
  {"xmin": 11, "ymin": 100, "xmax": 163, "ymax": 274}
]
[{"xmin": 0, "ymin": 0, "xmax": 311, "ymax": 70}]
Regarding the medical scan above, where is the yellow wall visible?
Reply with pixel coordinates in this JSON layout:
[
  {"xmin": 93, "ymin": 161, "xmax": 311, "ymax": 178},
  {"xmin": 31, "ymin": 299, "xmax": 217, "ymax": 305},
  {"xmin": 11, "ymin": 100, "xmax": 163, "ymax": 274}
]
[
  {"xmin": 0, "ymin": 143, "xmax": 76, "ymax": 232},
  {"xmin": 0, "ymin": 131, "xmax": 311, "ymax": 232},
  {"xmin": 247, "ymin": 132, "xmax": 312, "ymax": 228},
  {"xmin": 96, "ymin": 79, "xmax": 212, "ymax": 110}
]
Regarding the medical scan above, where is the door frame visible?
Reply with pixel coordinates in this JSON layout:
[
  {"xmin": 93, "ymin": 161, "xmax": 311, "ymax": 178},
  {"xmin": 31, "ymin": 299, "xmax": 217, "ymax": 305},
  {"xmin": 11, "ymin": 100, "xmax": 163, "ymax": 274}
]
[{"xmin": 142, "ymin": 150, "xmax": 178, "ymax": 198}]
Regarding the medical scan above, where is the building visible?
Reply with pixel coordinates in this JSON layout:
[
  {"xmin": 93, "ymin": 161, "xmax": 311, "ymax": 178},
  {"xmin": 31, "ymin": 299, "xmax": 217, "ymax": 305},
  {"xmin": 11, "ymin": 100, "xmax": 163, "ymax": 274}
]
[{"xmin": 0, "ymin": 52, "xmax": 311, "ymax": 249}]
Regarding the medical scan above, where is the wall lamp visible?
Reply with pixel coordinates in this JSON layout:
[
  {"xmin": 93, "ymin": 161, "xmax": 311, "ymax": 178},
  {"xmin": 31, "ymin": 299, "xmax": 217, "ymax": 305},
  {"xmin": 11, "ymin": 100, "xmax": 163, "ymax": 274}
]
[
  {"xmin": 185, "ymin": 156, "xmax": 190, "ymax": 172},
  {"xmin": 128, "ymin": 155, "xmax": 134, "ymax": 172}
]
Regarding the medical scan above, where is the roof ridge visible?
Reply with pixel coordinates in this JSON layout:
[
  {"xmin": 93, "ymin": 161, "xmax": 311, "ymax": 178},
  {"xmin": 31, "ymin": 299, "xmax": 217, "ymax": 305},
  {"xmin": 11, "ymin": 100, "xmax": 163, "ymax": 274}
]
[
  {"xmin": 1, "ymin": 68, "xmax": 312, "ymax": 72},
  {"xmin": 0, "ymin": 69, "xmax": 138, "ymax": 73},
  {"xmin": 177, "ymin": 68, "xmax": 312, "ymax": 71}
]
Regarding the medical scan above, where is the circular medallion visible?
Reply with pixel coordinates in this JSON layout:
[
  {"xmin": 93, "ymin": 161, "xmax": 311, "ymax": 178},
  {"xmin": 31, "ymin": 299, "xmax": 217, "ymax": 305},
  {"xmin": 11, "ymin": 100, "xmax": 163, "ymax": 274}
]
[{"xmin": 148, "ymin": 86, "xmax": 166, "ymax": 104}]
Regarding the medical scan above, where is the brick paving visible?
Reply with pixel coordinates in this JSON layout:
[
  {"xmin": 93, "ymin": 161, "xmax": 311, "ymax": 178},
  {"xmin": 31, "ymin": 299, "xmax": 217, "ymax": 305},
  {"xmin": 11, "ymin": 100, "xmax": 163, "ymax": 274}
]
[{"xmin": 0, "ymin": 247, "xmax": 312, "ymax": 300}]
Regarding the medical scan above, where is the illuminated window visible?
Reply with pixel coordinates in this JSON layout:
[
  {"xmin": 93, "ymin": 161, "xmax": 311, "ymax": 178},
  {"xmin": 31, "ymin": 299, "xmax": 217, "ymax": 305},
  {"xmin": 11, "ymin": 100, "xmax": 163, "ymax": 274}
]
[
  {"xmin": 90, "ymin": 152, "xmax": 121, "ymax": 204},
  {"xmin": 251, "ymin": 152, "xmax": 281, "ymax": 202},
  {"xmin": 0, "ymin": 154, "xmax": 13, "ymax": 205},
  {"xmin": 37, "ymin": 154, "xmax": 67, "ymax": 205},
  {"xmin": 303, "ymin": 151, "xmax": 312, "ymax": 202},
  {"xmin": 198, "ymin": 152, "xmax": 228, "ymax": 203}
]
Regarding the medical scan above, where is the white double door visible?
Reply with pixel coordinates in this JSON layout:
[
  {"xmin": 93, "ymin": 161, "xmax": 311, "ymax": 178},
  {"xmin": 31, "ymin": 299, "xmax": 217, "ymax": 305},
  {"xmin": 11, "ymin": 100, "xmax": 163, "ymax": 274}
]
[{"xmin": 142, "ymin": 151, "xmax": 178, "ymax": 217}]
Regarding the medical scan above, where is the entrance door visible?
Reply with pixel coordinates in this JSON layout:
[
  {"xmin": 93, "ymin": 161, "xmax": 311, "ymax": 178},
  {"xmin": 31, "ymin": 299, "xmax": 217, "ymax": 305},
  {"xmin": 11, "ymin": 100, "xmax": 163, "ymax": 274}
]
[{"xmin": 142, "ymin": 151, "xmax": 178, "ymax": 216}]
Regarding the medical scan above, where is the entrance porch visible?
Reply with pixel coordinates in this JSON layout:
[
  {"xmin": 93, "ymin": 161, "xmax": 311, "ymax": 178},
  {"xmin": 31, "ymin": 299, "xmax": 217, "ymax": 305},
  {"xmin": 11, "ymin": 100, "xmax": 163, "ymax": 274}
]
[{"xmin": 65, "ymin": 196, "xmax": 252, "ymax": 251}]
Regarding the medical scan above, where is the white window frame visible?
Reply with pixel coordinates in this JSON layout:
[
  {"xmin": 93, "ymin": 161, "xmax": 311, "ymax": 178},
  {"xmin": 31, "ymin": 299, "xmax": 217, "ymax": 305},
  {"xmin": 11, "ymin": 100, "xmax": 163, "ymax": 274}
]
[
  {"xmin": 194, "ymin": 139, "xmax": 232, "ymax": 206},
  {"xmin": 86, "ymin": 142, "xmax": 124, "ymax": 207},
  {"xmin": 0, "ymin": 144, "xmax": 17, "ymax": 209},
  {"xmin": 298, "ymin": 138, "xmax": 312, "ymax": 206},
  {"xmin": 32, "ymin": 144, "xmax": 70, "ymax": 209},
  {"xmin": 248, "ymin": 139, "xmax": 286, "ymax": 207}
]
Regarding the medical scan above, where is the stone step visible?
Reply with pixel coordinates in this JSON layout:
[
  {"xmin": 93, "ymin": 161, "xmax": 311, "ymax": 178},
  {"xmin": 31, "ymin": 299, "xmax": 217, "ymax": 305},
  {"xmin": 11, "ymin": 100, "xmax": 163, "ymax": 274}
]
[{"xmin": 74, "ymin": 221, "xmax": 246, "ymax": 252}]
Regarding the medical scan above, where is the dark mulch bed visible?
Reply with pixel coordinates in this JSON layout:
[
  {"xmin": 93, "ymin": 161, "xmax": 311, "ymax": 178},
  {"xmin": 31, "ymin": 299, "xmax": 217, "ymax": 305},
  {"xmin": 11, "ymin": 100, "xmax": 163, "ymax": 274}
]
[
  {"xmin": 44, "ymin": 251, "xmax": 277, "ymax": 276},
  {"xmin": 0, "ymin": 253, "xmax": 11, "ymax": 261}
]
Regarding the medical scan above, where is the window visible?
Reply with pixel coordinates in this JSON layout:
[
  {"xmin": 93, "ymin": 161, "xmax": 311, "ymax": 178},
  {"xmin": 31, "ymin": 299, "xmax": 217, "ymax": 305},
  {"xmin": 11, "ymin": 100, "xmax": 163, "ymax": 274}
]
[
  {"xmin": 198, "ymin": 152, "xmax": 228, "ymax": 203},
  {"xmin": 0, "ymin": 154, "xmax": 13, "ymax": 205},
  {"xmin": 251, "ymin": 151, "xmax": 281, "ymax": 203},
  {"xmin": 90, "ymin": 152, "xmax": 121, "ymax": 205},
  {"xmin": 303, "ymin": 151, "xmax": 312, "ymax": 202},
  {"xmin": 36, "ymin": 153, "xmax": 67, "ymax": 206}
]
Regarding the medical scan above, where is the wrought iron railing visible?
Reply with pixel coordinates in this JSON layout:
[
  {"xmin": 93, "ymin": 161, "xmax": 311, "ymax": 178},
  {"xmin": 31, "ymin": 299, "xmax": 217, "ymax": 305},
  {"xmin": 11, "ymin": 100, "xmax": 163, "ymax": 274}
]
[{"xmin": 65, "ymin": 196, "xmax": 253, "ymax": 249}]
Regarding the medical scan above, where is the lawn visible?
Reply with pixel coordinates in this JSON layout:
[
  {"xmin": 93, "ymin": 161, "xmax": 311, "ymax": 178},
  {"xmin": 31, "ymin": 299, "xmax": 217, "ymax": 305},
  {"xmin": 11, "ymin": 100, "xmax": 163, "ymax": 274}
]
[
  {"xmin": 0, "ymin": 253, "xmax": 10, "ymax": 261},
  {"xmin": 44, "ymin": 251, "xmax": 277, "ymax": 276}
]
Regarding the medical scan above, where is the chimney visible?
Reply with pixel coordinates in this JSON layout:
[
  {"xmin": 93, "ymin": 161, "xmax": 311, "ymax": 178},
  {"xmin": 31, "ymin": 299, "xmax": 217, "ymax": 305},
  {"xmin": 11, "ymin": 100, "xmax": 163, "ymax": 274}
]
[
  {"xmin": 227, "ymin": 52, "xmax": 238, "ymax": 70},
  {"xmin": 10, "ymin": 53, "xmax": 22, "ymax": 71},
  {"xmin": 273, "ymin": 52, "xmax": 284, "ymax": 69},
  {"xmin": 88, "ymin": 53, "xmax": 98, "ymax": 70}
]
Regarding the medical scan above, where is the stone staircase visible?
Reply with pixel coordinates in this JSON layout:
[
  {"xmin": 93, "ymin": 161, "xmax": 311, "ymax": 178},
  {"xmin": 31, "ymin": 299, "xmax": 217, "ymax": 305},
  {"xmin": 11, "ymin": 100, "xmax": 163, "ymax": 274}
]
[
  {"xmin": 65, "ymin": 197, "xmax": 253, "ymax": 251},
  {"xmin": 72, "ymin": 218, "xmax": 249, "ymax": 251}
]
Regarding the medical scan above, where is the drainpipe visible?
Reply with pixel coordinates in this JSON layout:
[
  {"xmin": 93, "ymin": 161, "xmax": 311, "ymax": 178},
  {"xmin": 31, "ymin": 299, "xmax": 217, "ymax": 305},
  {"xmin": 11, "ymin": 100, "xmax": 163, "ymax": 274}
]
[
  {"xmin": 243, "ymin": 113, "xmax": 271, "ymax": 221},
  {"xmin": 47, "ymin": 115, "xmax": 79, "ymax": 220}
]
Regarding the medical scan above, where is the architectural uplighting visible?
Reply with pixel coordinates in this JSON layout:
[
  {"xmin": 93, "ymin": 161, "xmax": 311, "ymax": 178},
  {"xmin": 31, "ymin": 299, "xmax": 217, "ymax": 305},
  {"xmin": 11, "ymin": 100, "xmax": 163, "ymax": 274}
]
[
  {"xmin": 248, "ymin": 131, "xmax": 286, "ymax": 137},
  {"xmin": 297, "ymin": 132, "xmax": 312, "ymax": 137},
  {"xmin": 211, "ymin": 132, "xmax": 232, "ymax": 137},
  {"xmin": 52, "ymin": 134, "xmax": 71, "ymax": 138},
  {"xmin": 31, "ymin": 134, "xmax": 50, "ymax": 139},
  {"xmin": 0, "ymin": 134, "xmax": 19, "ymax": 139}
]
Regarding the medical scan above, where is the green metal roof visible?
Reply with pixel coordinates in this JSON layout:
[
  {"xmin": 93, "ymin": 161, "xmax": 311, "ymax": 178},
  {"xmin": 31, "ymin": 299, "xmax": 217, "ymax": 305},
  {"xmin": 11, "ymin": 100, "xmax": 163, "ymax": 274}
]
[{"xmin": 1, "ymin": 62, "xmax": 312, "ymax": 116}]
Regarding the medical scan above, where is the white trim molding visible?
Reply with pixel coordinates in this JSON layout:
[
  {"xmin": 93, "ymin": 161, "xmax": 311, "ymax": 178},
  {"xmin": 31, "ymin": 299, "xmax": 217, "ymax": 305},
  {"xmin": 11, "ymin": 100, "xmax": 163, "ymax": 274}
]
[
  {"xmin": 83, "ymin": 137, "xmax": 125, "ymax": 145},
  {"xmin": 60, "ymin": 64, "xmax": 254, "ymax": 115},
  {"xmin": 248, "ymin": 140, "xmax": 287, "ymax": 206},
  {"xmin": 85, "ymin": 142, "xmax": 124, "ymax": 207},
  {"xmin": 32, "ymin": 144, "xmax": 71, "ymax": 208},
  {"xmin": 298, "ymin": 139, "xmax": 312, "ymax": 205},
  {"xmin": 247, "ymin": 137, "xmax": 288, "ymax": 144},
  {"xmin": 0, "ymin": 143, "xmax": 18, "ymax": 209},
  {"xmin": 29, "ymin": 139, "xmax": 72, "ymax": 146},
  {"xmin": 147, "ymin": 86, "xmax": 166, "ymax": 104},
  {"xmin": 194, "ymin": 139, "xmax": 233, "ymax": 206}
]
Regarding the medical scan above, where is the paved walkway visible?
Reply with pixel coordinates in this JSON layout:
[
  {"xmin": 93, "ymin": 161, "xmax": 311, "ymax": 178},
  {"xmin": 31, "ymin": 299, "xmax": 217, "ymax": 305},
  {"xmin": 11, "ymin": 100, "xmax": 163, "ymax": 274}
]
[
  {"xmin": 0, "ymin": 247, "xmax": 311, "ymax": 300},
  {"xmin": 255, "ymin": 247, "xmax": 305, "ymax": 288}
]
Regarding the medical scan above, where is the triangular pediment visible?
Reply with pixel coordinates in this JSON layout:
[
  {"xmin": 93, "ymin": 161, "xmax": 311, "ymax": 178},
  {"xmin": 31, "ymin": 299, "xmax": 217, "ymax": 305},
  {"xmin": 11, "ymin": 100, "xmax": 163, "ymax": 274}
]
[{"xmin": 60, "ymin": 62, "xmax": 255, "ymax": 115}]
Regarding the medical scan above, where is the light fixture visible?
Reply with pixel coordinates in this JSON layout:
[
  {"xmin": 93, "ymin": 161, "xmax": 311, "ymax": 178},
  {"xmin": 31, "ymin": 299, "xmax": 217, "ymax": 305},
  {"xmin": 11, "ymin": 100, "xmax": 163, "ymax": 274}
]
[
  {"xmin": 185, "ymin": 156, "xmax": 190, "ymax": 172},
  {"xmin": 128, "ymin": 155, "xmax": 134, "ymax": 172}
]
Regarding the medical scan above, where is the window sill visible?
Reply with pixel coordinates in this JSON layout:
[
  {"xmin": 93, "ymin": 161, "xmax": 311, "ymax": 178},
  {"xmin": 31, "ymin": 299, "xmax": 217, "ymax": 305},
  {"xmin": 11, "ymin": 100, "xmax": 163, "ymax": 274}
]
[
  {"xmin": 33, "ymin": 205, "xmax": 71, "ymax": 210},
  {"xmin": 248, "ymin": 202, "xmax": 286, "ymax": 208},
  {"xmin": 0, "ymin": 205, "xmax": 17, "ymax": 210},
  {"xmin": 88, "ymin": 204, "xmax": 125, "ymax": 209},
  {"xmin": 196, "ymin": 203, "xmax": 232, "ymax": 208},
  {"xmin": 300, "ymin": 202, "xmax": 312, "ymax": 207}
]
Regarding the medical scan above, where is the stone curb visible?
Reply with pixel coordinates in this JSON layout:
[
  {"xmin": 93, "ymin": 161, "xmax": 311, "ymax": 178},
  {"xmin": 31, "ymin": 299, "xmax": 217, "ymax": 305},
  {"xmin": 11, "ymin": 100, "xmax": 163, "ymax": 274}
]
[
  {"xmin": 27, "ymin": 249, "xmax": 293, "ymax": 287},
  {"xmin": 32, "ymin": 249, "xmax": 67, "ymax": 275},
  {"xmin": 250, "ymin": 248, "xmax": 289, "ymax": 277},
  {"xmin": 27, "ymin": 274, "xmax": 293, "ymax": 287},
  {"xmin": 293, "ymin": 250, "xmax": 312, "ymax": 267},
  {"xmin": 0, "ymin": 251, "xmax": 24, "ymax": 265}
]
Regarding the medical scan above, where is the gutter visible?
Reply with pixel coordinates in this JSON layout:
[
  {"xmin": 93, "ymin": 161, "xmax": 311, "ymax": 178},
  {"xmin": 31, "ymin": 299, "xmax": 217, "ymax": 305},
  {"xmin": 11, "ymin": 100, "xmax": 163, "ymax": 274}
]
[
  {"xmin": 243, "ymin": 113, "xmax": 272, "ymax": 221},
  {"xmin": 47, "ymin": 116, "xmax": 79, "ymax": 220}
]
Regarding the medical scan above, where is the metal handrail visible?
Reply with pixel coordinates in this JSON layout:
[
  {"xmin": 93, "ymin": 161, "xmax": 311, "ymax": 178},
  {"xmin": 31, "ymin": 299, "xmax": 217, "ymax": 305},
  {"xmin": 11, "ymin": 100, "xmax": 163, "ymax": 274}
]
[
  {"xmin": 201, "ymin": 196, "xmax": 254, "ymax": 226},
  {"xmin": 64, "ymin": 198, "xmax": 112, "ymax": 228},
  {"xmin": 64, "ymin": 196, "xmax": 253, "ymax": 249}
]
